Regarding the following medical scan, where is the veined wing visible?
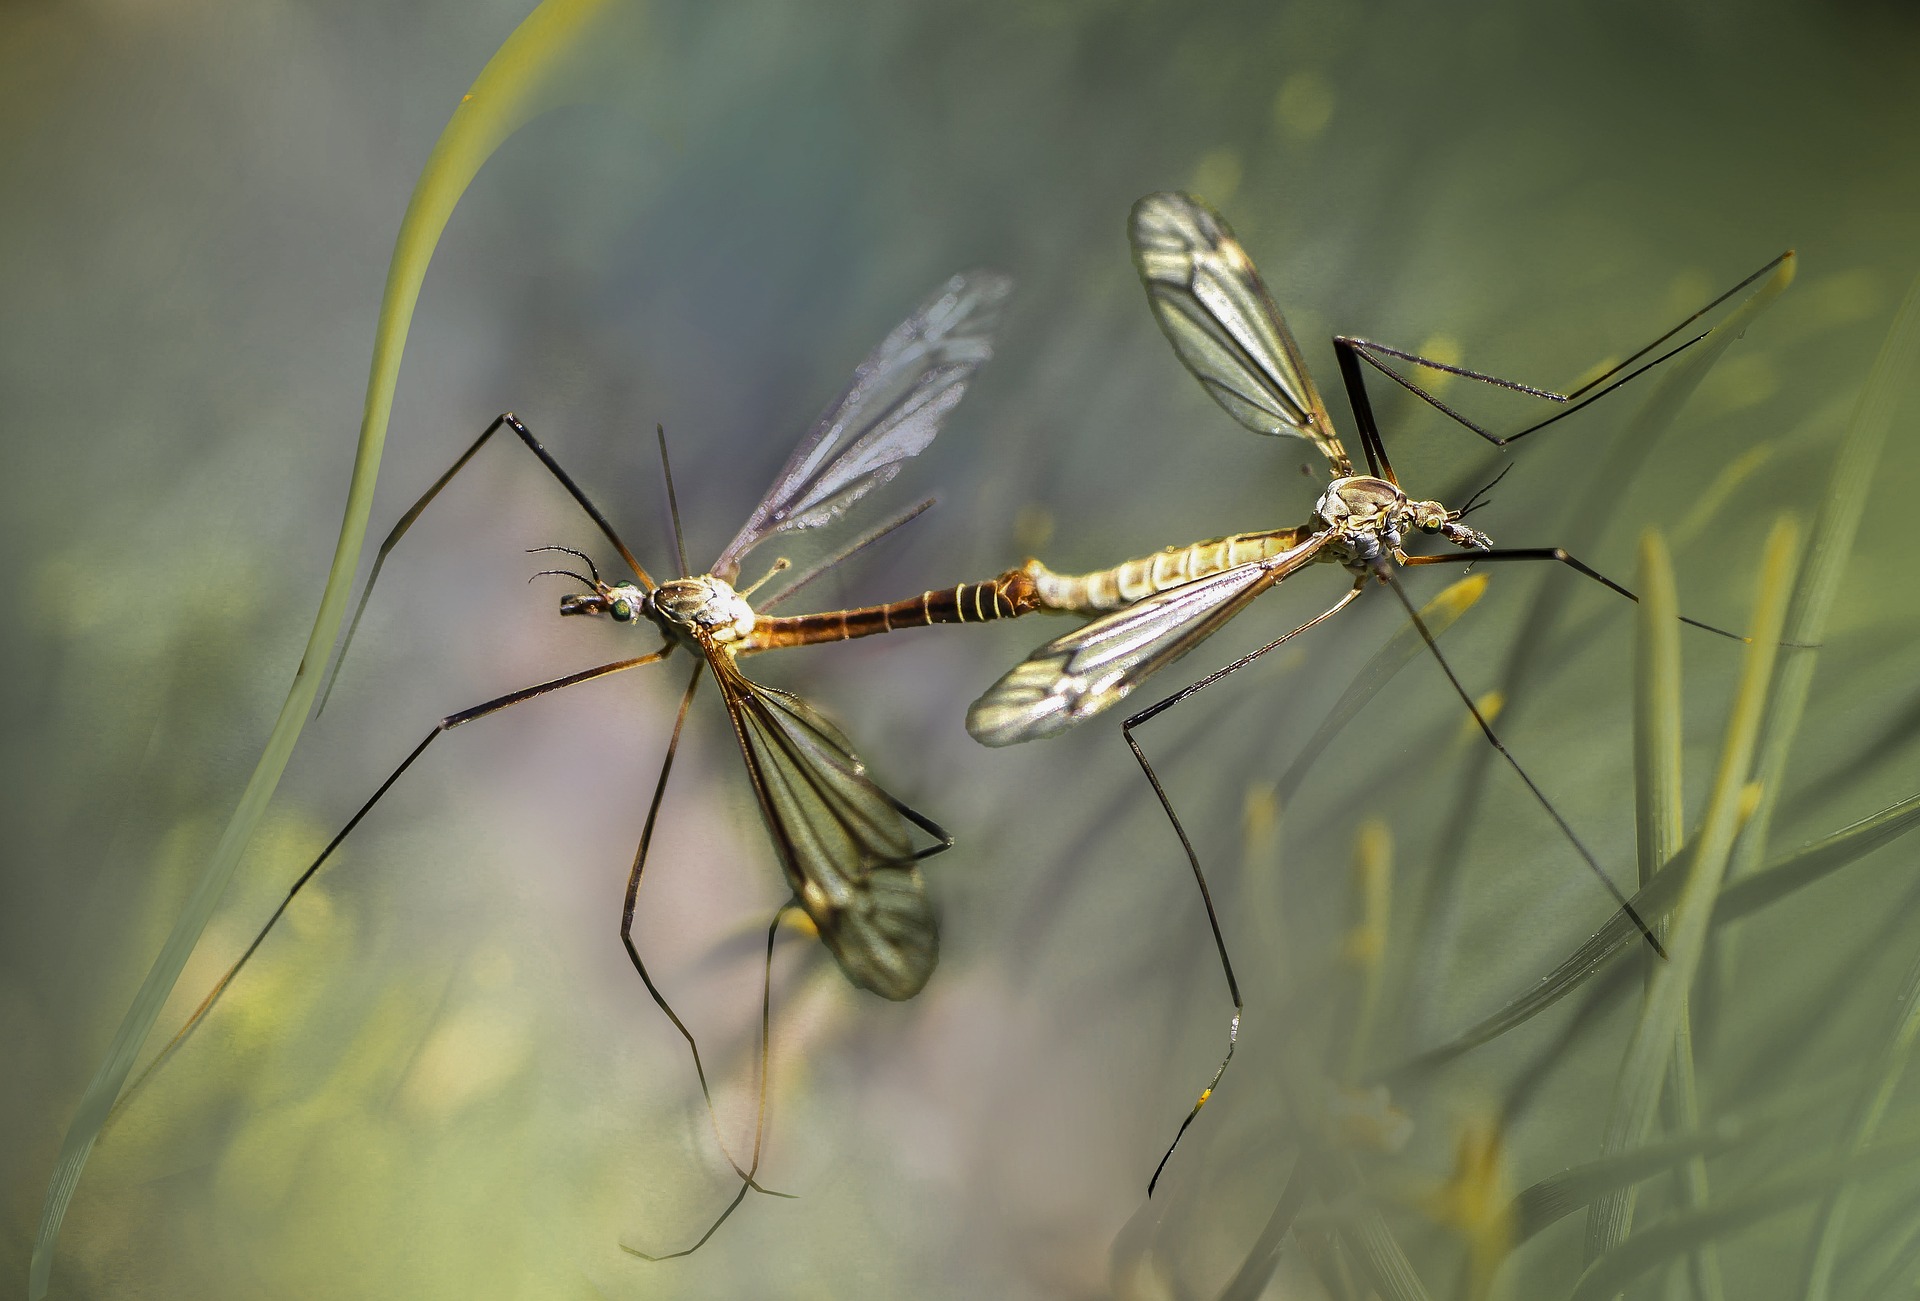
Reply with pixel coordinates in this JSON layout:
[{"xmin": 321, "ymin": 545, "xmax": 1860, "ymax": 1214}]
[
  {"xmin": 967, "ymin": 531, "xmax": 1331, "ymax": 746},
  {"xmin": 1130, "ymin": 191, "xmax": 1351, "ymax": 474},
  {"xmin": 712, "ymin": 270, "xmax": 1014, "ymax": 581},
  {"xmin": 707, "ymin": 648, "xmax": 939, "ymax": 1000}
]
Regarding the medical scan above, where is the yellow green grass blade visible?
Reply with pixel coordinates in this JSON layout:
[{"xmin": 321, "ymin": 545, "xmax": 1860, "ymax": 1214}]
[
  {"xmin": 1387, "ymin": 771, "xmax": 1920, "ymax": 1083},
  {"xmin": 1511, "ymin": 1122, "xmax": 1750, "ymax": 1244},
  {"xmin": 28, "ymin": 4, "xmax": 642, "ymax": 1296},
  {"xmin": 1717, "ymin": 790, "xmax": 1920, "ymax": 919},
  {"xmin": 1565, "ymin": 1137, "xmax": 1920, "ymax": 1301},
  {"xmin": 1721, "ymin": 268, "xmax": 1920, "ymax": 900},
  {"xmin": 1631, "ymin": 527, "xmax": 1724, "ymax": 1299},
  {"xmin": 1342, "ymin": 1204, "xmax": 1434, "ymax": 1301},
  {"xmin": 1800, "ymin": 945, "xmax": 1920, "ymax": 1297},
  {"xmin": 1631, "ymin": 529, "xmax": 1684, "ymax": 898},
  {"xmin": 1581, "ymin": 515, "xmax": 1798, "ymax": 1269}
]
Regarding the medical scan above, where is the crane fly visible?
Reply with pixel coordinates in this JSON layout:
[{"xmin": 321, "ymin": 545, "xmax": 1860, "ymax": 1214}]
[
  {"xmin": 123, "ymin": 269, "xmax": 1050, "ymax": 1258},
  {"xmin": 968, "ymin": 191, "xmax": 1790, "ymax": 1192}
]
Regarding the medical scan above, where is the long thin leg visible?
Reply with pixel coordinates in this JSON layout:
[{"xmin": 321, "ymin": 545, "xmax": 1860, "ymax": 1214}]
[
  {"xmin": 1374, "ymin": 564, "xmax": 1666, "ymax": 958},
  {"xmin": 1332, "ymin": 341, "xmax": 1396, "ymax": 486},
  {"xmin": 616, "ymin": 663, "xmax": 756, "ymax": 1180},
  {"xmin": 1331, "ymin": 252, "xmax": 1791, "ymax": 450},
  {"xmin": 117, "ymin": 647, "xmax": 673, "ymax": 1110},
  {"xmin": 1124, "ymin": 579, "xmax": 1367, "ymax": 1196},
  {"xmin": 319, "ymin": 412, "xmax": 655, "ymax": 710},
  {"xmin": 611, "ymin": 665, "xmax": 787, "ymax": 1198},
  {"xmin": 625, "ymin": 902, "xmax": 799, "ymax": 1262},
  {"xmin": 1402, "ymin": 548, "xmax": 1747, "ymax": 641}
]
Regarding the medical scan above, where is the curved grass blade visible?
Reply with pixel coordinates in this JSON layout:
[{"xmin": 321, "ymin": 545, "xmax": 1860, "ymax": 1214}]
[
  {"xmin": 28, "ymin": 4, "xmax": 643, "ymax": 1294},
  {"xmin": 1274, "ymin": 575, "xmax": 1488, "ymax": 808},
  {"xmin": 1712, "ymin": 269, "xmax": 1920, "ymax": 1056},
  {"xmin": 1389, "ymin": 779, "xmax": 1920, "ymax": 1083},
  {"xmin": 1853, "ymin": 1192, "xmax": 1920, "ymax": 1301},
  {"xmin": 1631, "ymin": 527, "xmax": 1724, "ymax": 1299},
  {"xmin": 1632, "ymin": 530, "xmax": 1685, "ymax": 899},
  {"xmin": 1514, "ymin": 1134, "xmax": 1724, "ymax": 1246},
  {"xmin": 1582, "ymin": 516, "xmax": 1798, "ymax": 1266},
  {"xmin": 1565, "ymin": 1137, "xmax": 1920, "ymax": 1301},
  {"xmin": 1717, "ymin": 787, "xmax": 1920, "ymax": 921},
  {"xmin": 1342, "ymin": 1205, "xmax": 1435, "ymax": 1301},
  {"xmin": 1508, "ymin": 1084, "xmax": 1848, "ymax": 1245},
  {"xmin": 1218, "ymin": 1156, "xmax": 1309, "ymax": 1301},
  {"xmin": 1724, "ymin": 268, "xmax": 1920, "ymax": 888},
  {"xmin": 1800, "ymin": 944, "xmax": 1920, "ymax": 1298}
]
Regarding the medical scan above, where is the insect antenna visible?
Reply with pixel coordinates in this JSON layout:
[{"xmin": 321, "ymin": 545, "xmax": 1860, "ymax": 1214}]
[
  {"xmin": 526, "ymin": 568, "xmax": 596, "ymax": 588},
  {"xmin": 757, "ymin": 497, "xmax": 938, "ymax": 612},
  {"xmin": 527, "ymin": 544, "xmax": 601, "ymax": 584},
  {"xmin": 657, "ymin": 423, "xmax": 692, "ymax": 579},
  {"xmin": 1457, "ymin": 463, "xmax": 1515, "ymax": 519},
  {"xmin": 1375, "ymin": 564, "xmax": 1667, "ymax": 958}
]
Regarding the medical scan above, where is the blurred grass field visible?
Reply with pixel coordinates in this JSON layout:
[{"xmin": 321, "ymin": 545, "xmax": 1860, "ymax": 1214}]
[{"xmin": 8, "ymin": 1, "xmax": 1920, "ymax": 1297}]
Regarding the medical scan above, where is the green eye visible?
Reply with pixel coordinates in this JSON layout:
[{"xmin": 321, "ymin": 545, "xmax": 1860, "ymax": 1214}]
[{"xmin": 610, "ymin": 598, "xmax": 634, "ymax": 622}]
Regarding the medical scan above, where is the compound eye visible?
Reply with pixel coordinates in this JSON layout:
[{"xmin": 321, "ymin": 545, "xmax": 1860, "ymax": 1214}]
[{"xmin": 609, "ymin": 597, "xmax": 635, "ymax": 622}]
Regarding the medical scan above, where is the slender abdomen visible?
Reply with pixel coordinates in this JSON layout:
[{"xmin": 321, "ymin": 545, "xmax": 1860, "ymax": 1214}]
[
  {"xmin": 741, "ymin": 568, "xmax": 1043, "ymax": 652},
  {"xmin": 1022, "ymin": 526, "xmax": 1315, "ymax": 613}
]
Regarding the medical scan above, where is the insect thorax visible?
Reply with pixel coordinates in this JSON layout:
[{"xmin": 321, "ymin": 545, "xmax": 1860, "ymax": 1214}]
[
  {"xmin": 1313, "ymin": 476, "xmax": 1453, "ymax": 566},
  {"xmin": 1313, "ymin": 476, "xmax": 1406, "ymax": 563},
  {"xmin": 649, "ymin": 575, "xmax": 757, "ymax": 643}
]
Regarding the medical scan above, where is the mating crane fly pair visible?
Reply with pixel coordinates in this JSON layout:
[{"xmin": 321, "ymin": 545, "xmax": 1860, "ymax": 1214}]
[{"xmin": 120, "ymin": 192, "xmax": 1785, "ymax": 1256}]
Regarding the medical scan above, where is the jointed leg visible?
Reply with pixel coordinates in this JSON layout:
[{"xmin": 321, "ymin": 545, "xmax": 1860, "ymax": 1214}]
[
  {"xmin": 117, "ymin": 647, "xmax": 672, "ymax": 1112},
  {"xmin": 1331, "ymin": 252, "xmax": 1791, "ymax": 451},
  {"xmin": 625, "ymin": 903, "xmax": 800, "ymax": 1261},
  {"xmin": 320, "ymin": 412, "xmax": 655, "ymax": 709},
  {"xmin": 1122, "ymin": 579, "xmax": 1366, "ymax": 1195},
  {"xmin": 1374, "ymin": 564, "xmax": 1665, "ymax": 957},
  {"xmin": 1402, "ymin": 547, "xmax": 1746, "ymax": 641},
  {"xmin": 616, "ymin": 662, "xmax": 759, "ymax": 1182}
]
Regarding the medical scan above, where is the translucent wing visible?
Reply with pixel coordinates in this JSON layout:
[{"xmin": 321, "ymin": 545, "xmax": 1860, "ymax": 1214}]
[
  {"xmin": 708, "ymin": 649, "xmax": 940, "ymax": 1000},
  {"xmin": 711, "ymin": 270, "xmax": 1015, "ymax": 581},
  {"xmin": 967, "ymin": 532, "xmax": 1331, "ymax": 746},
  {"xmin": 1130, "ymin": 191, "xmax": 1351, "ymax": 474}
]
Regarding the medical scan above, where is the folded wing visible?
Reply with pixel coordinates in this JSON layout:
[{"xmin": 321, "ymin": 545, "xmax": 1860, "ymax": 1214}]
[
  {"xmin": 710, "ymin": 652, "xmax": 939, "ymax": 1000},
  {"xmin": 1130, "ymin": 191, "xmax": 1351, "ymax": 475},
  {"xmin": 967, "ymin": 533, "xmax": 1330, "ymax": 746}
]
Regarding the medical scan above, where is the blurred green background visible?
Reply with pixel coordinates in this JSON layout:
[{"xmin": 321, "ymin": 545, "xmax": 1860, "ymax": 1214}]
[{"xmin": 7, "ymin": 1, "xmax": 1920, "ymax": 1297}]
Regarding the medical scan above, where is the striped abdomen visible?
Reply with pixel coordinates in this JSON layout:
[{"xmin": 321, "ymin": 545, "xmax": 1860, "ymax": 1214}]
[
  {"xmin": 742, "ymin": 567, "xmax": 1043, "ymax": 652},
  {"xmin": 1022, "ymin": 526, "xmax": 1316, "ymax": 613}
]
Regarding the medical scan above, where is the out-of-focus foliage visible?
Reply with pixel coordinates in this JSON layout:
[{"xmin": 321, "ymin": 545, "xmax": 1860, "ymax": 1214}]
[{"xmin": 7, "ymin": 1, "xmax": 1920, "ymax": 1298}]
